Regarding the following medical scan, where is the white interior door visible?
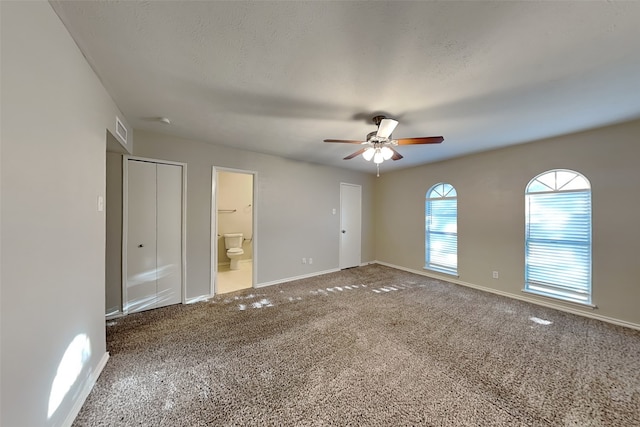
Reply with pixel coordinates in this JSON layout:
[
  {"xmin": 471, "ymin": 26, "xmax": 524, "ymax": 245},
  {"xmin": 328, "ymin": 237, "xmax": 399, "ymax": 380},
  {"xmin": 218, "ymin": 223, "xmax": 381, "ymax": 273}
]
[
  {"xmin": 339, "ymin": 183, "xmax": 362, "ymax": 269},
  {"xmin": 126, "ymin": 159, "xmax": 183, "ymax": 313},
  {"xmin": 126, "ymin": 160, "xmax": 158, "ymax": 312}
]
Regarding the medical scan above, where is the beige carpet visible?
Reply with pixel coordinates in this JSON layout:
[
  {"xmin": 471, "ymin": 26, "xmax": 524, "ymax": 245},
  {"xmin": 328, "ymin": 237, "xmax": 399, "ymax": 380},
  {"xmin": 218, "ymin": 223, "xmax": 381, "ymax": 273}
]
[{"xmin": 74, "ymin": 265, "xmax": 640, "ymax": 426}]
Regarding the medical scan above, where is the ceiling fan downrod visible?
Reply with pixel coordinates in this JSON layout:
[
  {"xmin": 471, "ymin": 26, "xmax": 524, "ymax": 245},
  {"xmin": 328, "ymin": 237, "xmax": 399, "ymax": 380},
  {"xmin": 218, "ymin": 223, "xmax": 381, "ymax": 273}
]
[{"xmin": 372, "ymin": 115, "xmax": 385, "ymax": 126}]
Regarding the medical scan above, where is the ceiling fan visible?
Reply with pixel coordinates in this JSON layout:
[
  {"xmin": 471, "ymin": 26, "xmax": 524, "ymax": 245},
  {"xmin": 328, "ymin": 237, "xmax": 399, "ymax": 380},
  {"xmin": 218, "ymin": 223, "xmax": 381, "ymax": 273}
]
[{"xmin": 324, "ymin": 115, "xmax": 443, "ymax": 176}]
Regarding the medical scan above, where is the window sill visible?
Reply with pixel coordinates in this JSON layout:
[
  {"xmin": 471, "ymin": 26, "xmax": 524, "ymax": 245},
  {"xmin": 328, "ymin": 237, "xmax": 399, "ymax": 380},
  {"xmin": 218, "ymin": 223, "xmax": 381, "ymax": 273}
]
[{"xmin": 522, "ymin": 288, "xmax": 597, "ymax": 309}]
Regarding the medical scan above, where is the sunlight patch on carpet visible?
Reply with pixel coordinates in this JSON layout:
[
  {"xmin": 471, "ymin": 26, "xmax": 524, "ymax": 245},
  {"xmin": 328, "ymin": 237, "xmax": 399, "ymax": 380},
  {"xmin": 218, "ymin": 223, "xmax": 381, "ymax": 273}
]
[
  {"xmin": 529, "ymin": 316, "xmax": 553, "ymax": 325},
  {"xmin": 251, "ymin": 298, "xmax": 273, "ymax": 309}
]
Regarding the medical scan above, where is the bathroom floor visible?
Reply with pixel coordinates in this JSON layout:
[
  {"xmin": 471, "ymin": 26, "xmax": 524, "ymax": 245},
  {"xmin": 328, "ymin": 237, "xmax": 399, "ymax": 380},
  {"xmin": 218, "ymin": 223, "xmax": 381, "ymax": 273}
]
[{"xmin": 216, "ymin": 260, "xmax": 253, "ymax": 294}]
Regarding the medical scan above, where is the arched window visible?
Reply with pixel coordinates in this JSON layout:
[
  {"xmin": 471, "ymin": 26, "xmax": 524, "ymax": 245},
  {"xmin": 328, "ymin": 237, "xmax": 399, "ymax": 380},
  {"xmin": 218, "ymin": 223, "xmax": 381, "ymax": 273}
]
[
  {"xmin": 525, "ymin": 169, "xmax": 592, "ymax": 304},
  {"xmin": 425, "ymin": 183, "xmax": 457, "ymax": 275}
]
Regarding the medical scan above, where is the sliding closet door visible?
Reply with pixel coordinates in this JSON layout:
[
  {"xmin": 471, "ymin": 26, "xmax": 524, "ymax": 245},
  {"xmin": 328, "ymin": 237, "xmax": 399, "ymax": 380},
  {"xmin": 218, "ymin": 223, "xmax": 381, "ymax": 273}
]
[
  {"xmin": 156, "ymin": 163, "xmax": 182, "ymax": 308},
  {"xmin": 126, "ymin": 160, "xmax": 158, "ymax": 312},
  {"xmin": 125, "ymin": 159, "xmax": 183, "ymax": 313}
]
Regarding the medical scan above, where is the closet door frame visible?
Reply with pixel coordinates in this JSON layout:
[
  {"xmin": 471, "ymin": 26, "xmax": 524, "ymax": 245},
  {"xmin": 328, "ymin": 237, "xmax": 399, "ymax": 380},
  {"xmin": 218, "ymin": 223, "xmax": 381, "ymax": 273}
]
[{"xmin": 122, "ymin": 155, "xmax": 187, "ymax": 315}]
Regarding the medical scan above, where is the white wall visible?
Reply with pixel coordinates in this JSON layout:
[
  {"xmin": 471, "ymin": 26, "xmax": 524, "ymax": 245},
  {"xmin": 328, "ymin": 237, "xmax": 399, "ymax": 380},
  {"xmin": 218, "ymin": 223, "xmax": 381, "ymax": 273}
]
[
  {"xmin": 133, "ymin": 130, "xmax": 376, "ymax": 299},
  {"xmin": 375, "ymin": 119, "xmax": 640, "ymax": 327},
  {"xmin": 1, "ymin": 2, "xmax": 128, "ymax": 425}
]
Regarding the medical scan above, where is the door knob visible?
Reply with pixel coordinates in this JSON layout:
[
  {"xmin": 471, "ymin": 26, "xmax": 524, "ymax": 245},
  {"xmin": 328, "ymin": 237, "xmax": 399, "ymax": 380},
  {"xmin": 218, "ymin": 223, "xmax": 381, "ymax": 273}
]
[
  {"xmin": 138, "ymin": 244, "xmax": 144, "ymax": 248},
  {"xmin": 341, "ymin": 230, "xmax": 346, "ymax": 234}
]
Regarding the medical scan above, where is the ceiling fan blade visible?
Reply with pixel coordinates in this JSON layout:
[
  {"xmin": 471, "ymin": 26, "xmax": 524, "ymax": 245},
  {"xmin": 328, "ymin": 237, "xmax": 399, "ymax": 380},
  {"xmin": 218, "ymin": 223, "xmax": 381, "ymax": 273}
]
[
  {"xmin": 324, "ymin": 139, "xmax": 364, "ymax": 144},
  {"xmin": 389, "ymin": 147, "xmax": 403, "ymax": 160},
  {"xmin": 396, "ymin": 136, "xmax": 444, "ymax": 145},
  {"xmin": 376, "ymin": 118, "xmax": 399, "ymax": 139},
  {"xmin": 343, "ymin": 147, "xmax": 367, "ymax": 160}
]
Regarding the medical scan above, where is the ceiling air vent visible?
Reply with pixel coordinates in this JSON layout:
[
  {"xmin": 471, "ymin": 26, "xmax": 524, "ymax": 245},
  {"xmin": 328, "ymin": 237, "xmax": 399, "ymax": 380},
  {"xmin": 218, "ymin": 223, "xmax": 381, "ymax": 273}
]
[{"xmin": 115, "ymin": 116, "xmax": 128, "ymax": 145}]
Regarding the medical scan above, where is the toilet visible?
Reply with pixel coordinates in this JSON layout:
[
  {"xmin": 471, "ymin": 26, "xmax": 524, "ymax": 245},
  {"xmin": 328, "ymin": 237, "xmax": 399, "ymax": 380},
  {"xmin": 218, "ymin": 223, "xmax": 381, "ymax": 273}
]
[{"xmin": 223, "ymin": 233, "xmax": 244, "ymax": 270}]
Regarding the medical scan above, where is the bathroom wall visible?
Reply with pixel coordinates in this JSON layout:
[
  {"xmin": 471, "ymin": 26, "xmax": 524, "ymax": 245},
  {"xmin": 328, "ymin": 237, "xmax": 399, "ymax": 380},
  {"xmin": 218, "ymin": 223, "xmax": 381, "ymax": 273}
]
[{"xmin": 217, "ymin": 171, "xmax": 254, "ymax": 264}]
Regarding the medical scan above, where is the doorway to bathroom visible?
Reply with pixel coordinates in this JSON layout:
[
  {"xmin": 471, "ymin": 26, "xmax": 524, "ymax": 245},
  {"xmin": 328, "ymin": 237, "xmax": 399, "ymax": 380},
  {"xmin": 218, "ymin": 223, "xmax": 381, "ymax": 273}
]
[{"xmin": 211, "ymin": 167, "xmax": 256, "ymax": 295}]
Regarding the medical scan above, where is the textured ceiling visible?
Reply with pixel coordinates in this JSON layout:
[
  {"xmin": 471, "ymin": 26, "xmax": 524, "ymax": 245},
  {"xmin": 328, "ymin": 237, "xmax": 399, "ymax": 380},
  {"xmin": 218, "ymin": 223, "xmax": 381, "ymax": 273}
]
[{"xmin": 50, "ymin": 1, "xmax": 640, "ymax": 174}]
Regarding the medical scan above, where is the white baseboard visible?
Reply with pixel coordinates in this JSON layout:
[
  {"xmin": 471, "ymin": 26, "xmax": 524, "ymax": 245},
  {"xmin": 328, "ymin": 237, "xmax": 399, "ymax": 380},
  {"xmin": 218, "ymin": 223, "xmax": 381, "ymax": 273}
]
[
  {"xmin": 62, "ymin": 351, "xmax": 110, "ymax": 427},
  {"xmin": 374, "ymin": 261, "xmax": 640, "ymax": 331},
  {"xmin": 185, "ymin": 294, "xmax": 214, "ymax": 304},
  {"xmin": 105, "ymin": 311, "xmax": 125, "ymax": 320},
  {"xmin": 256, "ymin": 268, "xmax": 340, "ymax": 288}
]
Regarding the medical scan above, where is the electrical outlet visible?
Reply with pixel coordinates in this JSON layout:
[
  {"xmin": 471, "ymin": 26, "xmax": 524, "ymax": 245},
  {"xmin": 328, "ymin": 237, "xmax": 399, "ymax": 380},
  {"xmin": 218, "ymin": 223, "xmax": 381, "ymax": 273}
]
[
  {"xmin": 302, "ymin": 258, "xmax": 307, "ymax": 264},
  {"xmin": 309, "ymin": 258, "xmax": 313, "ymax": 264},
  {"xmin": 492, "ymin": 271, "xmax": 499, "ymax": 279}
]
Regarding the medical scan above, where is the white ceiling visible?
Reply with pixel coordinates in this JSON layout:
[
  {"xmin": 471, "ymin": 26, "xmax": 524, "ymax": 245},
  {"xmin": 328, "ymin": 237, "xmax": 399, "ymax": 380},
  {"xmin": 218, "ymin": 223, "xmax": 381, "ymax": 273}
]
[{"xmin": 50, "ymin": 1, "xmax": 640, "ymax": 174}]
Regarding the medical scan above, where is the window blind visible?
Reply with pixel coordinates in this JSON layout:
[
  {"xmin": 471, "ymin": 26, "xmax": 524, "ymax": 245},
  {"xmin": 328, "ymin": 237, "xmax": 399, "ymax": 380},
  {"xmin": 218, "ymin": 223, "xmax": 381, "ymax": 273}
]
[
  {"xmin": 425, "ymin": 198, "xmax": 458, "ymax": 274},
  {"xmin": 525, "ymin": 190, "xmax": 591, "ymax": 304}
]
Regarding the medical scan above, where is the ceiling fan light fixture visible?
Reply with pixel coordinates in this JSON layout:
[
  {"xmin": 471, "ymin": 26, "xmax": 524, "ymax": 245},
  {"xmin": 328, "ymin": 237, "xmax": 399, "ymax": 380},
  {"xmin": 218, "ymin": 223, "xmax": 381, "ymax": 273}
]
[
  {"xmin": 381, "ymin": 146, "xmax": 393, "ymax": 160},
  {"xmin": 362, "ymin": 147, "xmax": 375, "ymax": 161},
  {"xmin": 373, "ymin": 148, "xmax": 384, "ymax": 164}
]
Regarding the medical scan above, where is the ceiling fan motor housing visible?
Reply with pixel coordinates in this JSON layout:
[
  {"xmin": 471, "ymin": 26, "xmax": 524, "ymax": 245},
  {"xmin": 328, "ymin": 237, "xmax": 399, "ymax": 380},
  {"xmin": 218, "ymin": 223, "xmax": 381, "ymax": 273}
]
[{"xmin": 372, "ymin": 115, "xmax": 387, "ymax": 126}]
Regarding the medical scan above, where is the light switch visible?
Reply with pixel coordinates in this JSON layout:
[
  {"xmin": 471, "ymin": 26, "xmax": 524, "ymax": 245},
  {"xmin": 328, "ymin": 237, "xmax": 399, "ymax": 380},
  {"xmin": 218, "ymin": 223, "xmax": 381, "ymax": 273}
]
[
  {"xmin": 332, "ymin": 208, "xmax": 336, "ymax": 215},
  {"xmin": 98, "ymin": 196, "xmax": 104, "ymax": 212}
]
